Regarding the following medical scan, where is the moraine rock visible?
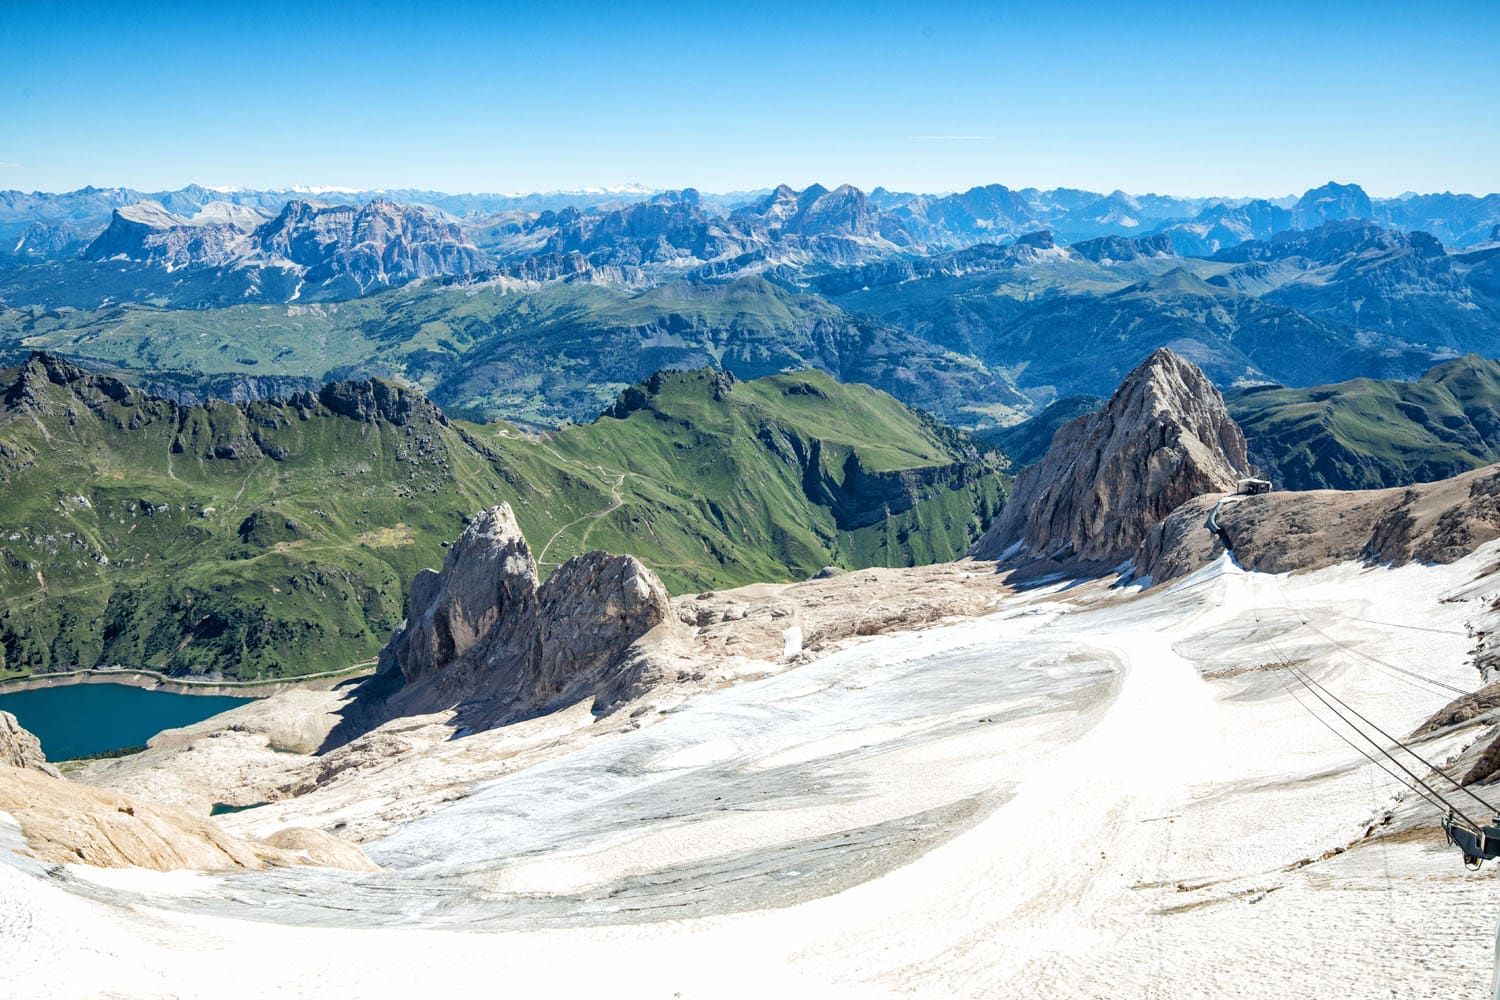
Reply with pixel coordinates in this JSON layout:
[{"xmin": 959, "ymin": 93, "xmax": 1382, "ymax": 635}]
[
  {"xmin": 971, "ymin": 347, "xmax": 1251, "ymax": 570},
  {"xmin": 378, "ymin": 503, "xmax": 670, "ymax": 725}
]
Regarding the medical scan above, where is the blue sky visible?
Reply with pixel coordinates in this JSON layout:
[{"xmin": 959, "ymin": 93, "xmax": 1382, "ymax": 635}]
[{"xmin": 2, "ymin": 0, "xmax": 1497, "ymax": 197}]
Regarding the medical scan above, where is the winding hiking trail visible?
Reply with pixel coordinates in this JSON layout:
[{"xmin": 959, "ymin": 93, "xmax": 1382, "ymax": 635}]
[{"xmin": 535, "ymin": 470, "xmax": 626, "ymax": 568}]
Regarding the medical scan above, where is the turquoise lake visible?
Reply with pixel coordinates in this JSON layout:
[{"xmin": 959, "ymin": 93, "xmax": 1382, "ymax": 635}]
[{"xmin": 0, "ymin": 683, "xmax": 252, "ymax": 761}]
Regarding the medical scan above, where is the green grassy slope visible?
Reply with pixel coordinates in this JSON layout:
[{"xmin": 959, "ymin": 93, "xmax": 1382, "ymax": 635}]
[
  {"xmin": 1, "ymin": 276, "xmax": 1028, "ymax": 429},
  {"xmin": 1228, "ymin": 355, "xmax": 1500, "ymax": 490},
  {"xmin": 0, "ymin": 357, "xmax": 1003, "ymax": 682},
  {"xmin": 977, "ymin": 395, "xmax": 1104, "ymax": 471}
]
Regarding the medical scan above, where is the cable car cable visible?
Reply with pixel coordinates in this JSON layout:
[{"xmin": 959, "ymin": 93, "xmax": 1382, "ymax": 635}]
[
  {"xmin": 1269, "ymin": 653, "xmax": 1452, "ymax": 819},
  {"xmin": 1280, "ymin": 658, "xmax": 1492, "ymax": 826}
]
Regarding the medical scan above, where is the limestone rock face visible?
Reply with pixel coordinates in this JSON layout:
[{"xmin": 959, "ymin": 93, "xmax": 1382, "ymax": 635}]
[
  {"xmin": 1135, "ymin": 462, "xmax": 1500, "ymax": 584},
  {"xmin": 972, "ymin": 348, "xmax": 1251, "ymax": 568},
  {"xmin": 314, "ymin": 378, "xmax": 449, "ymax": 427},
  {"xmin": 1, "ymin": 710, "xmax": 61, "ymax": 778},
  {"xmin": 534, "ymin": 552, "xmax": 671, "ymax": 705},
  {"xmin": 380, "ymin": 505, "xmax": 541, "ymax": 711},
  {"xmin": 379, "ymin": 503, "xmax": 671, "ymax": 722},
  {"xmin": 85, "ymin": 203, "xmax": 249, "ymax": 268},
  {"xmin": 0, "ymin": 710, "xmax": 373, "ymax": 872},
  {"xmin": 0, "ymin": 766, "xmax": 376, "ymax": 872}
]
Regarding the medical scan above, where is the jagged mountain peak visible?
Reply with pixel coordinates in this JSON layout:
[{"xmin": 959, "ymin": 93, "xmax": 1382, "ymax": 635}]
[
  {"xmin": 1292, "ymin": 181, "xmax": 1374, "ymax": 229},
  {"xmin": 369, "ymin": 501, "xmax": 671, "ymax": 731},
  {"xmin": 971, "ymin": 348, "xmax": 1251, "ymax": 569}
]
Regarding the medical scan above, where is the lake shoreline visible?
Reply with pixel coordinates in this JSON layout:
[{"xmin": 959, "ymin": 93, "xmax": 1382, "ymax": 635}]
[{"xmin": 0, "ymin": 663, "xmax": 375, "ymax": 700}]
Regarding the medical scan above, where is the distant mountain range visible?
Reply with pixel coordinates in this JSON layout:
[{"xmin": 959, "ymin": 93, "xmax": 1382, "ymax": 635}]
[
  {"xmin": 3, "ymin": 178, "xmax": 1500, "ymax": 430},
  {"xmin": 82, "ymin": 198, "xmax": 489, "ymax": 298},
  {"xmin": 4, "ymin": 179, "xmax": 1498, "ymax": 285}
]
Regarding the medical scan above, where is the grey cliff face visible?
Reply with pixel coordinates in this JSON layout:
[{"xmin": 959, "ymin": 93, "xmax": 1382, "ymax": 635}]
[
  {"xmin": 85, "ymin": 203, "xmax": 249, "ymax": 268},
  {"xmin": 253, "ymin": 198, "xmax": 489, "ymax": 290},
  {"xmin": 534, "ymin": 551, "xmax": 671, "ymax": 705},
  {"xmin": 382, "ymin": 504, "xmax": 541, "ymax": 699},
  {"xmin": 971, "ymin": 347, "xmax": 1251, "ymax": 569}
]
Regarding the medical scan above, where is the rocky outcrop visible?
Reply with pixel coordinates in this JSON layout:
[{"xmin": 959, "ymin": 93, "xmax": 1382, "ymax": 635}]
[
  {"xmin": 314, "ymin": 378, "xmax": 448, "ymax": 427},
  {"xmin": 0, "ymin": 765, "xmax": 375, "ymax": 872},
  {"xmin": 1135, "ymin": 462, "xmax": 1500, "ymax": 584},
  {"xmin": 534, "ymin": 553, "xmax": 671, "ymax": 705},
  {"xmin": 1, "ymin": 711, "xmax": 60, "ymax": 778},
  {"xmin": 0, "ymin": 710, "xmax": 371, "ymax": 871},
  {"xmin": 382, "ymin": 504, "xmax": 541, "ymax": 703},
  {"xmin": 2, "ymin": 352, "xmax": 132, "ymax": 417},
  {"xmin": 378, "ymin": 503, "xmax": 671, "ymax": 724},
  {"xmin": 971, "ymin": 348, "xmax": 1252, "ymax": 570}
]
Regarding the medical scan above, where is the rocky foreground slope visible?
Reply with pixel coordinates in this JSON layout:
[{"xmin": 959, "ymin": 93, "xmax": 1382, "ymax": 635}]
[
  {"xmin": 0, "ymin": 710, "xmax": 371, "ymax": 872},
  {"xmin": 971, "ymin": 347, "xmax": 1252, "ymax": 570},
  {"xmin": 1137, "ymin": 462, "xmax": 1500, "ymax": 583}
]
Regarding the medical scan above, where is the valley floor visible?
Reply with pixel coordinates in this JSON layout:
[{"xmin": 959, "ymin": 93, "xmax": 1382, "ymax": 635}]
[{"xmin": 4, "ymin": 551, "xmax": 1500, "ymax": 997}]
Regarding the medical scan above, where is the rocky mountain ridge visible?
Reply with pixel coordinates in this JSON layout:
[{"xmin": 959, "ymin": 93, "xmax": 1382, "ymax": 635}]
[
  {"xmin": 971, "ymin": 348, "xmax": 1252, "ymax": 570},
  {"xmin": 1135, "ymin": 462, "xmax": 1500, "ymax": 584},
  {"xmin": 7, "ymin": 179, "xmax": 1499, "ymax": 273},
  {"xmin": 372, "ymin": 504, "xmax": 671, "ymax": 732},
  {"xmin": 84, "ymin": 197, "xmax": 488, "ymax": 294}
]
